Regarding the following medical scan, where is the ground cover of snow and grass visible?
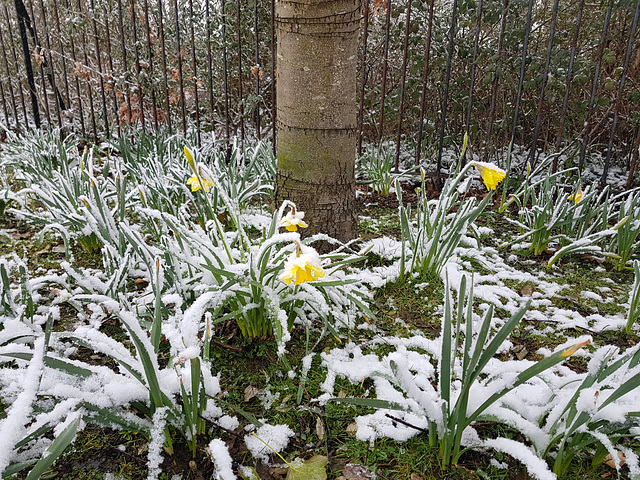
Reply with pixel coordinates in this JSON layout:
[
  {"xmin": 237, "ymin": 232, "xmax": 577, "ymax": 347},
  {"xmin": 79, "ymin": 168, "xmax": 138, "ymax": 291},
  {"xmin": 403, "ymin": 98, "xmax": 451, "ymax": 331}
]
[{"xmin": 0, "ymin": 130, "xmax": 638, "ymax": 480}]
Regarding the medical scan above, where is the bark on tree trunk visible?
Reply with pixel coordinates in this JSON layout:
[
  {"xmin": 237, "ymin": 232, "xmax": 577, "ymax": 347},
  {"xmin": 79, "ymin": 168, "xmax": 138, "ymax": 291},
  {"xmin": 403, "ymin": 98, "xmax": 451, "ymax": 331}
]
[{"xmin": 274, "ymin": 0, "xmax": 360, "ymax": 244}]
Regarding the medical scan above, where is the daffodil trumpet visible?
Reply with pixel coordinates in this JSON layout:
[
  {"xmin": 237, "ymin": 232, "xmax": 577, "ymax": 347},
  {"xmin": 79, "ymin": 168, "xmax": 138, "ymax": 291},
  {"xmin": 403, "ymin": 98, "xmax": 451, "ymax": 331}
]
[
  {"xmin": 279, "ymin": 241, "xmax": 325, "ymax": 286},
  {"xmin": 468, "ymin": 161, "xmax": 507, "ymax": 191},
  {"xmin": 280, "ymin": 206, "xmax": 309, "ymax": 232},
  {"xmin": 567, "ymin": 186, "xmax": 583, "ymax": 204}
]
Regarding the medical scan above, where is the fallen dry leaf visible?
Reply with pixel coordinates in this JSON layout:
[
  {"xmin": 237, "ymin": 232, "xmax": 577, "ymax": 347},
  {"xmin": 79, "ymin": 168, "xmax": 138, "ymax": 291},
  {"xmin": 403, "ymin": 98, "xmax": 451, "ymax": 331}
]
[
  {"xmin": 582, "ymin": 254, "xmax": 605, "ymax": 264},
  {"xmin": 244, "ymin": 385, "xmax": 260, "ymax": 402},
  {"xmin": 603, "ymin": 451, "xmax": 625, "ymax": 469},
  {"xmin": 345, "ymin": 422, "xmax": 358, "ymax": 435},
  {"xmin": 269, "ymin": 465, "xmax": 289, "ymax": 475},
  {"xmin": 520, "ymin": 284, "xmax": 534, "ymax": 296},
  {"xmin": 410, "ymin": 474, "xmax": 425, "ymax": 480},
  {"xmin": 512, "ymin": 344, "xmax": 528, "ymax": 361},
  {"xmin": 35, "ymin": 244, "xmax": 52, "ymax": 255},
  {"xmin": 342, "ymin": 464, "xmax": 376, "ymax": 480},
  {"xmin": 316, "ymin": 416, "xmax": 325, "ymax": 441}
]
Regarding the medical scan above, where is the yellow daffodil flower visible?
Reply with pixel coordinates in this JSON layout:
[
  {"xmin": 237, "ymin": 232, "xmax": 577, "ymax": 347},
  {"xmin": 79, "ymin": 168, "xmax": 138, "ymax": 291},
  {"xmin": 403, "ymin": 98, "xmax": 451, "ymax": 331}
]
[
  {"xmin": 469, "ymin": 161, "xmax": 507, "ymax": 191},
  {"xmin": 187, "ymin": 175, "xmax": 214, "ymax": 192},
  {"xmin": 279, "ymin": 245, "xmax": 325, "ymax": 285},
  {"xmin": 281, "ymin": 207, "xmax": 308, "ymax": 232},
  {"xmin": 568, "ymin": 186, "xmax": 583, "ymax": 204}
]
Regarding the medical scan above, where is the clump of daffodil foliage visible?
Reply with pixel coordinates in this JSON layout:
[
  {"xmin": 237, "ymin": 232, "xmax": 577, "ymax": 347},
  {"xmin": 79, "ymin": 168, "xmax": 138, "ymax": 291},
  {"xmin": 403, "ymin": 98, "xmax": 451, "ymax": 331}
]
[
  {"xmin": 397, "ymin": 135, "xmax": 506, "ymax": 280},
  {"xmin": 497, "ymin": 151, "xmax": 640, "ymax": 267}
]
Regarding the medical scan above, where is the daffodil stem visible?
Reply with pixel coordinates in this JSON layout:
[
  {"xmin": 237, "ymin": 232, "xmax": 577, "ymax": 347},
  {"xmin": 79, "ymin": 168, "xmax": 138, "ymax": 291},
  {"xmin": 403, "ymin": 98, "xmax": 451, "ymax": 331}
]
[{"xmin": 250, "ymin": 433, "xmax": 294, "ymax": 468}]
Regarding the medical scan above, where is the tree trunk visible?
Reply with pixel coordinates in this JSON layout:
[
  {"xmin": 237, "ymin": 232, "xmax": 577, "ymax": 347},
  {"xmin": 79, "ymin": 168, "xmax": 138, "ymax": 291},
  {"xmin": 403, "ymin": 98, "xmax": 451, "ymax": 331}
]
[{"xmin": 274, "ymin": 0, "xmax": 360, "ymax": 244}]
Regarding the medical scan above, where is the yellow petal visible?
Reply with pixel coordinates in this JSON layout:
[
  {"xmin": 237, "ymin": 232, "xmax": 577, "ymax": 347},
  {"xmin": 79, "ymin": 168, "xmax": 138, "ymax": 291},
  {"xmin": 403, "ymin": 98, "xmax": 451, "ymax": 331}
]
[
  {"xmin": 298, "ymin": 220, "xmax": 309, "ymax": 229},
  {"xmin": 285, "ymin": 224, "xmax": 298, "ymax": 232},
  {"xmin": 280, "ymin": 260, "xmax": 325, "ymax": 286},
  {"xmin": 201, "ymin": 178, "xmax": 213, "ymax": 193},
  {"xmin": 187, "ymin": 176, "xmax": 201, "ymax": 192},
  {"xmin": 568, "ymin": 187, "xmax": 582, "ymax": 204},
  {"xmin": 482, "ymin": 168, "xmax": 506, "ymax": 190},
  {"xmin": 309, "ymin": 264, "xmax": 325, "ymax": 280},
  {"xmin": 293, "ymin": 266, "xmax": 315, "ymax": 285},
  {"xmin": 279, "ymin": 267, "xmax": 296, "ymax": 285}
]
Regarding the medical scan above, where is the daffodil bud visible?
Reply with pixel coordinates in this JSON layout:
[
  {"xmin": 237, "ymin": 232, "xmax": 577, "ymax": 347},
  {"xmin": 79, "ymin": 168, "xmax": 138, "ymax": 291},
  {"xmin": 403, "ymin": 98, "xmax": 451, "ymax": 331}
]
[
  {"xmin": 462, "ymin": 131, "xmax": 469, "ymax": 158},
  {"xmin": 184, "ymin": 146, "xmax": 196, "ymax": 171}
]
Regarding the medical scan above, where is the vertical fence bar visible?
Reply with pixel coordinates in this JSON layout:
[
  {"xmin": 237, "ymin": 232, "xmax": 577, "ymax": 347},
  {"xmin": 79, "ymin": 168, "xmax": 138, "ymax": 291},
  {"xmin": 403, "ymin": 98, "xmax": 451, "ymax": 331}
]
[
  {"xmin": 393, "ymin": 0, "xmax": 412, "ymax": 172},
  {"xmin": 77, "ymin": 0, "xmax": 97, "ymax": 138},
  {"xmin": 254, "ymin": 0, "xmax": 260, "ymax": 140},
  {"xmin": 436, "ymin": 0, "xmax": 458, "ymax": 179},
  {"xmin": 554, "ymin": 0, "xmax": 584, "ymax": 171},
  {"xmin": 0, "ymin": 22, "xmax": 19, "ymax": 128},
  {"xmin": 129, "ymin": 0, "xmax": 145, "ymax": 131},
  {"xmin": 462, "ymin": 0, "xmax": 484, "ymax": 166},
  {"xmin": 0, "ymin": 74, "xmax": 8, "ymax": 127},
  {"xmin": 173, "ymin": 0, "xmax": 187, "ymax": 135},
  {"xmin": 27, "ymin": 0, "xmax": 51, "ymax": 126},
  {"xmin": 529, "ymin": 0, "xmax": 559, "ymax": 169},
  {"xmin": 142, "ymin": 0, "xmax": 157, "ymax": 130},
  {"xmin": 3, "ymin": 6, "xmax": 28, "ymax": 128},
  {"xmin": 37, "ymin": 0, "xmax": 63, "ymax": 128},
  {"xmin": 0, "ymin": 27, "xmax": 9, "ymax": 126},
  {"xmin": 116, "ymin": 0, "xmax": 131, "ymax": 125},
  {"xmin": 222, "ymin": 0, "xmax": 231, "ymax": 146},
  {"xmin": 484, "ymin": 0, "xmax": 508, "ymax": 161},
  {"xmin": 627, "ymin": 128, "xmax": 640, "ymax": 189},
  {"xmin": 61, "ymin": 0, "xmax": 84, "ymax": 136},
  {"xmin": 603, "ymin": 0, "xmax": 639, "ymax": 185},
  {"xmin": 103, "ymin": 8, "xmax": 120, "ymax": 135},
  {"xmin": 157, "ymin": 0, "xmax": 171, "ymax": 132},
  {"xmin": 377, "ymin": 0, "xmax": 392, "ymax": 145},
  {"xmin": 172, "ymin": 0, "xmax": 187, "ymax": 135},
  {"xmin": 89, "ymin": 0, "xmax": 110, "ymax": 137},
  {"xmin": 509, "ymin": 0, "xmax": 534, "ymax": 151},
  {"xmin": 578, "ymin": 0, "xmax": 613, "ymax": 171},
  {"xmin": 51, "ymin": 0, "xmax": 70, "ymax": 109},
  {"xmin": 14, "ymin": 0, "xmax": 39, "ymax": 128},
  {"xmin": 357, "ymin": 0, "xmax": 370, "ymax": 156},
  {"xmin": 222, "ymin": 0, "xmax": 231, "ymax": 145},
  {"xmin": 415, "ymin": 0, "xmax": 435, "ymax": 164},
  {"xmin": 236, "ymin": 0, "xmax": 244, "ymax": 143},
  {"xmin": 205, "ymin": 0, "xmax": 214, "ymax": 132},
  {"xmin": 270, "ymin": 0, "xmax": 275, "ymax": 154},
  {"xmin": 188, "ymin": 0, "xmax": 200, "ymax": 145}
]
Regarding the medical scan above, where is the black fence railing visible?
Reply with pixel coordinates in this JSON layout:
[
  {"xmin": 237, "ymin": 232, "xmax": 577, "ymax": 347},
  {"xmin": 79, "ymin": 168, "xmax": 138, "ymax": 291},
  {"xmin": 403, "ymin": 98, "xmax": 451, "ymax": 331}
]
[{"xmin": 0, "ymin": 0, "xmax": 639, "ymax": 185}]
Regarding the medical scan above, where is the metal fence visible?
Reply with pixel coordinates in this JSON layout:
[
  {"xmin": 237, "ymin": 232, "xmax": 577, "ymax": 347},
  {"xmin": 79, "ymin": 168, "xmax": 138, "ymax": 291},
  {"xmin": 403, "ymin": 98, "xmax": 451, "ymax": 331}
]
[{"xmin": 0, "ymin": 0, "xmax": 639, "ymax": 184}]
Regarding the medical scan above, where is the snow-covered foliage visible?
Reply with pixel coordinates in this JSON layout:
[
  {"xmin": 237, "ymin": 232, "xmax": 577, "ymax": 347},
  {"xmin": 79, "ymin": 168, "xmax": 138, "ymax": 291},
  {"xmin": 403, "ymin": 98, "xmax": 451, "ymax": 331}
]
[{"xmin": 0, "ymin": 131, "xmax": 638, "ymax": 479}]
